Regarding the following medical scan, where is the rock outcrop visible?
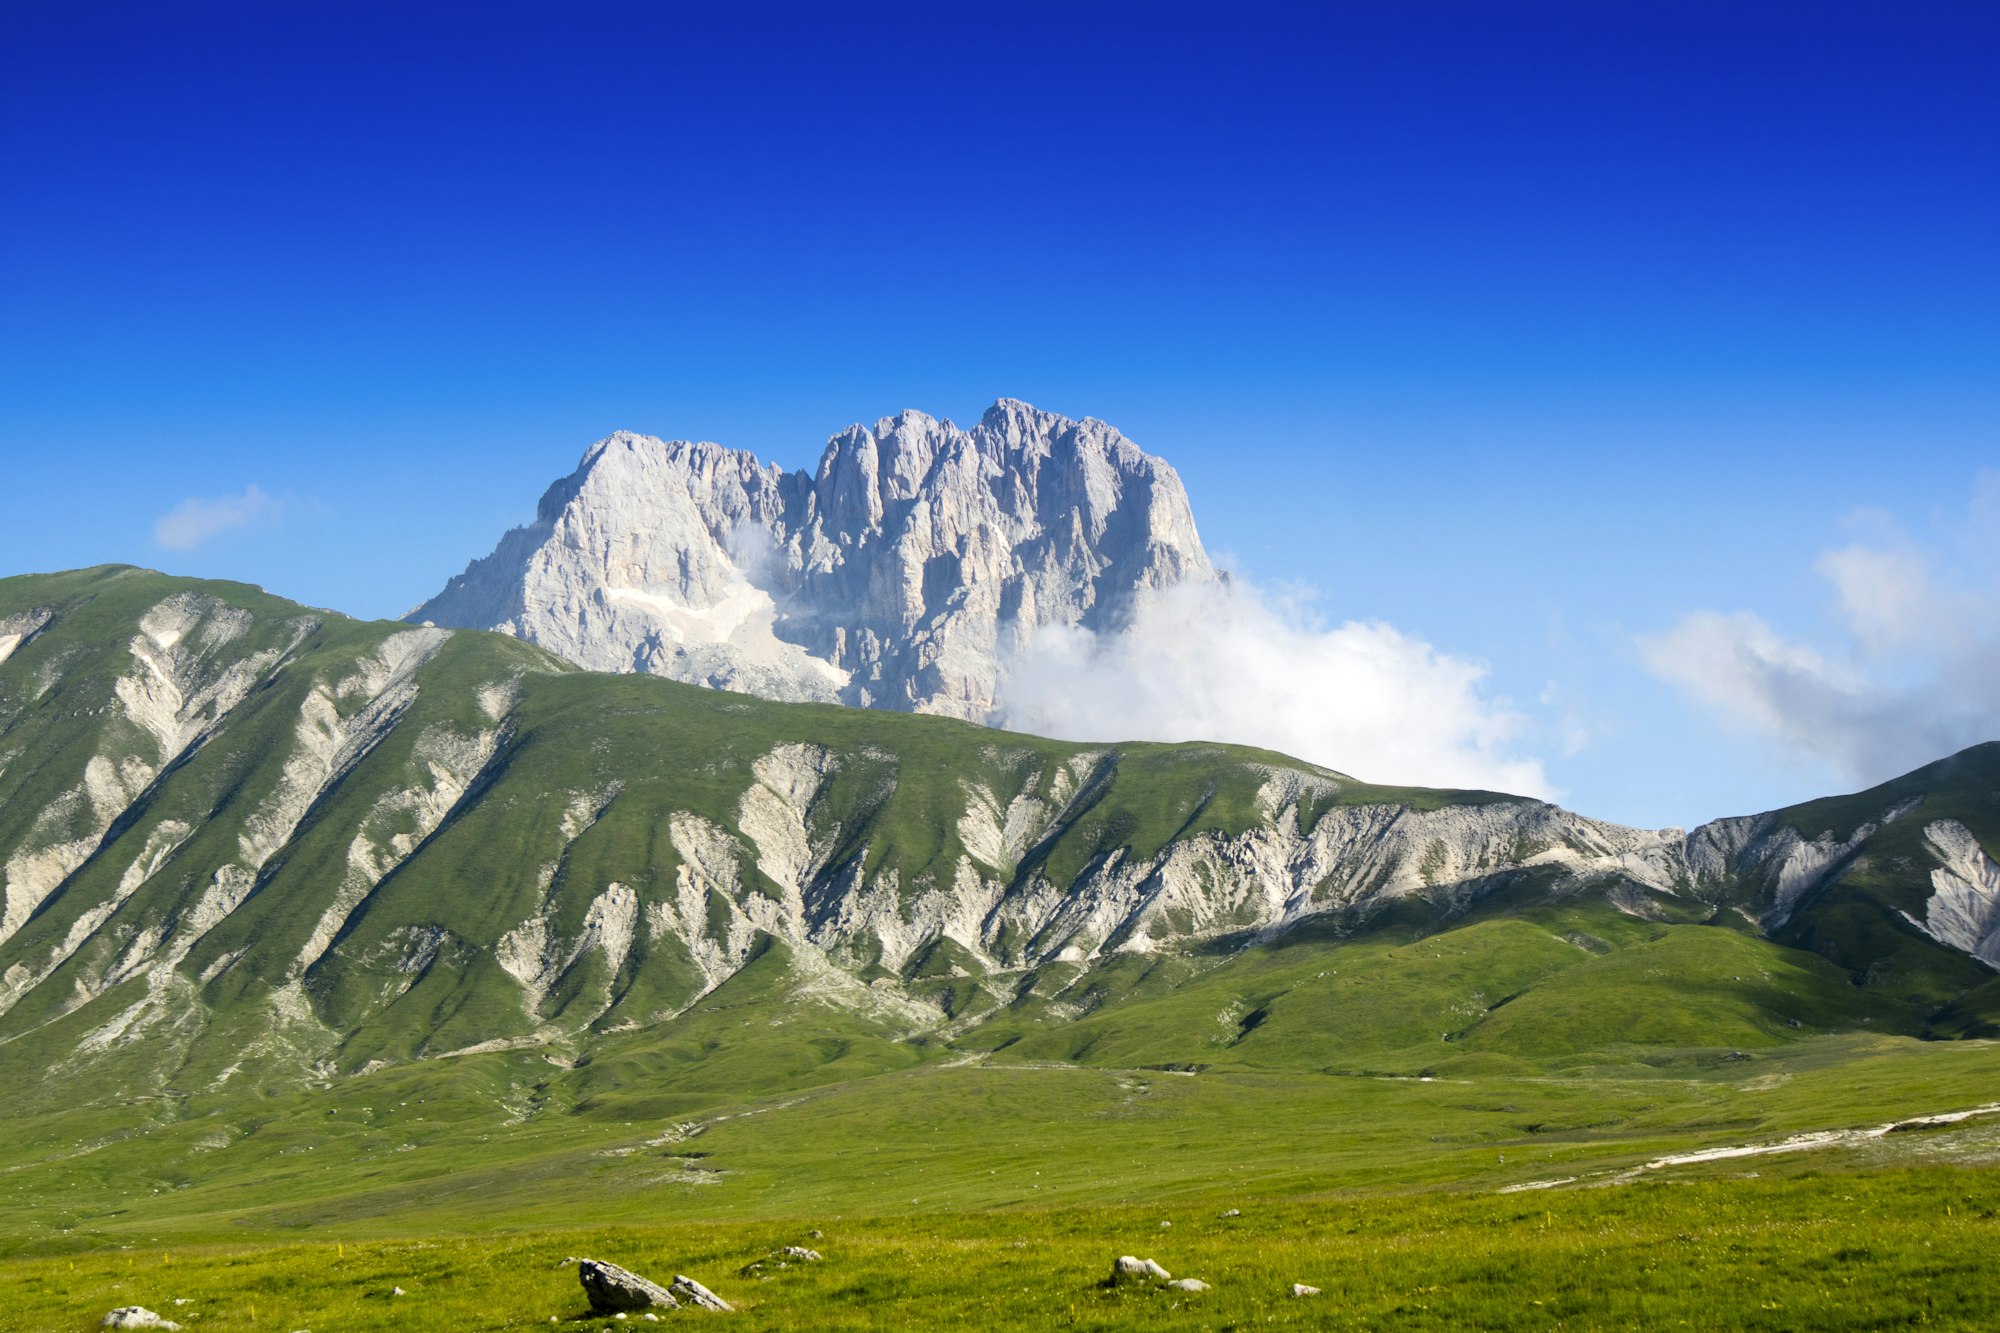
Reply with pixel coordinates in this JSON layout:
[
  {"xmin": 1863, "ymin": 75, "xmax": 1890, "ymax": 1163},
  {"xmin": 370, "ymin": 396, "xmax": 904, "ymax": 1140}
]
[
  {"xmin": 1906, "ymin": 820, "xmax": 2000, "ymax": 966},
  {"xmin": 100, "ymin": 1310, "xmax": 181, "ymax": 1331},
  {"xmin": 579, "ymin": 1259, "xmax": 679, "ymax": 1312},
  {"xmin": 409, "ymin": 400, "xmax": 1214, "ymax": 720}
]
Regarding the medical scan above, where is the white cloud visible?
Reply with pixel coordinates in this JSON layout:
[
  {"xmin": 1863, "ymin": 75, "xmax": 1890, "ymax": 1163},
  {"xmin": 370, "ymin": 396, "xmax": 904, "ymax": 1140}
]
[
  {"xmin": 995, "ymin": 577, "xmax": 1553, "ymax": 798},
  {"xmin": 1641, "ymin": 477, "xmax": 2000, "ymax": 784},
  {"xmin": 153, "ymin": 486, "xmax": 280, "ymax": 551}
]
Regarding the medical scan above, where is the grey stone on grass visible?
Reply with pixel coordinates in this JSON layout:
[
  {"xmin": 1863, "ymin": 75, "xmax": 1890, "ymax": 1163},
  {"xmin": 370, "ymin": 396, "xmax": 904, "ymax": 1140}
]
[
  {"xmin": 578, "ymin": 1259, "xmax": 681, "ymax": 1313},
  {"xmin": 1111, "ymin": 1256, "xmax": 1172, "ymax": 1285},
  {"xmin": 101, "ymin": 1311, "xmax": 182, "ymax": 1331},
  {"xmin": 668, "ymin": 1275, "xmax": 733, "ymax": 1312}
]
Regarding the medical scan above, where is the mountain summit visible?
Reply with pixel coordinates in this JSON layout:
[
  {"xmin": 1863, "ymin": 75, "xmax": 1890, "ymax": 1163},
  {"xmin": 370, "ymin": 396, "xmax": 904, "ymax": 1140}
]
[{"xmin": 410, "ymin": 400, "xmax": 1214, "ymax": 718}]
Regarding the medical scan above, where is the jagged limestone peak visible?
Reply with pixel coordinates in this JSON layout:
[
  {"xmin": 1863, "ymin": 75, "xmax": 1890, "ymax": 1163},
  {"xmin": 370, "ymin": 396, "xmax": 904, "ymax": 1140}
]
[{"xmin": 409, "ymin": 400, "xmax": 1216, "ymax": 718}]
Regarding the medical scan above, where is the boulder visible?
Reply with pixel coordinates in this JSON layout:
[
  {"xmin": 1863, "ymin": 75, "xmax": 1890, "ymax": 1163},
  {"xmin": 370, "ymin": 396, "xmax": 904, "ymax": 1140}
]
[
  {"xmin": 777, "ymin": 1246, "xmax": 822, "ymax": 1262},
  {"xmin": 668, "ymin": 1275, "xmax": 733, "ymax": 1312},
  {"xmin": 101, "ymin": 1311, "xmax": 182, "ymax": 1331},
  {"xmin": 1292, "ymin": 1283, "xmax": 1322, "ymax": 1297},
  {"xmin": 1111, "ymin": 1256, "xmax": 1172, "ymax": 1285},
  {"xmin": 578, "ymin": 1259, "xmax": 681, "ymax": 1313},
  {"xmin": 1166, "ymin": 1278, "xmax": 1209, "ymax": 1292}
]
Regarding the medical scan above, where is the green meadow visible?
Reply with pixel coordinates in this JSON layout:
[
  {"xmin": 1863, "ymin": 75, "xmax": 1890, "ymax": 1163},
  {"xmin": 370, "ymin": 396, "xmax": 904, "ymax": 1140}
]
[{"xmin": 6, "ymin": 1033, "xmax": 1999, "ymax": 1329}]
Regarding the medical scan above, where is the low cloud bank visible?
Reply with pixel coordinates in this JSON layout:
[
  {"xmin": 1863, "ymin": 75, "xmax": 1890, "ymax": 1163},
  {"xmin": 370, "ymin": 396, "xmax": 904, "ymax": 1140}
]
[
  {"xmin": 1642, "ymin": 474, "xmax": 2000, "ymax": 784},
  {"xmin": 995, "ymin": 578, "xmax": 1553, "ymax": 798},
  {"xmin": 154, "ymin": 485, "xmax": 280, "ymax": 551}
]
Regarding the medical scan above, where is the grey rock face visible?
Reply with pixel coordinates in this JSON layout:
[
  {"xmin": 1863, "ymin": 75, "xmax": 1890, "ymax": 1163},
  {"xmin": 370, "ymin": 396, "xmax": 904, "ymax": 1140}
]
[
  {"xmin": 578, "ymin": 1259, "xmax": 680, "ymax": 1313},
  {"xmin": 411, "ymin": 400, "xmax": 1214, "ymax": 720}
]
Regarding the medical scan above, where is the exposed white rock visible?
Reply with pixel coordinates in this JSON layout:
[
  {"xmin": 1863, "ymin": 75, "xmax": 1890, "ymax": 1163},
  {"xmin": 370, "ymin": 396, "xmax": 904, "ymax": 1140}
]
[
  {"xmin": 0, "ymin": 808, "xmax": 188, "ymax": 1008},
  {"xmin": 1906, "ymin": 821, "xmax": 2000, "ymax": 966},
  {"xmin": 956, "ymin": 762, "xmax": 1075, "ymax": 877},
  {"xmin": 411, "ymin": 400, "xmax": 1215, "ymax": 720},
  {"xmin": 740, "ymin": 743, "xmax": 841, "ymax": 899},
  {"xmin": 114, "ymin": 594, "xmax": 303, "ymax": 769},
  {"xmin": 244, "ymin": 629, "xmax": 451, "ymax": 877},
  {"xmin": 290, "ymin": 721, "xmax": 503, "ymax": 978},
  {"xmin": 655, "ymin": 812, "xmax": 760, "ymax": 990},
  {"xmin": 1, "ymin": 833, "xmax": 100, "ymax": 946},
  {"xmin": 0, "ymin": 597, "xmax": 319, "ymax": 952},
  {"xmin": 497, "ymin": 882, "xmax": 640, "ymax": 1022},
  {"xmin": 0, "ymin": 608, "xmax": 53, "ymax": 668}
]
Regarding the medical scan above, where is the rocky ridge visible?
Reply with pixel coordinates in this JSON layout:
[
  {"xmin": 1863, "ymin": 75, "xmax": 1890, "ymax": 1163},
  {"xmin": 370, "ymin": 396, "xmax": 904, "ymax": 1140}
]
[{"xmin": 0, "ymin": 568, "xmax": 1994, "ymax": 1104}]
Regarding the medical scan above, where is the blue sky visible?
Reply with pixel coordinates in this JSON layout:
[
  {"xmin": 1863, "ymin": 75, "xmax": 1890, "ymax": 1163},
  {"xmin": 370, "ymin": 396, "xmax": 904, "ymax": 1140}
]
[{"xmin": 2, "ymin": 1, "xmax": 1995, "ymax": 827}]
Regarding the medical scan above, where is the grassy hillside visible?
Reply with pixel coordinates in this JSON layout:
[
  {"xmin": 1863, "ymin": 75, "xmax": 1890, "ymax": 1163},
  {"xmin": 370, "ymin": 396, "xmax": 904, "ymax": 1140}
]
[{"xmin": 1, "ymin": 567, "xmax": 1996, "ymax": 1328}]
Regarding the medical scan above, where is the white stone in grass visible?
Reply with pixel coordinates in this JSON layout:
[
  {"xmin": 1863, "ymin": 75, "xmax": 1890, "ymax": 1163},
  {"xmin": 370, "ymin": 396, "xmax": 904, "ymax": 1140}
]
[
  {"xmin": 1292, "ymin": 1283, "xmax": 1322, "ymax": 1297},
  {"xmin": 100, "ymin": 1311, "xmax": 181, "ymax": 1331},
  {"xmin": 1167, "ymin": 1278, "xmax": 1209, "ymax": 1292},
  {"xmin": 1112, "ymin": 1256, "xmax": 1172, "ymax": 1284}
]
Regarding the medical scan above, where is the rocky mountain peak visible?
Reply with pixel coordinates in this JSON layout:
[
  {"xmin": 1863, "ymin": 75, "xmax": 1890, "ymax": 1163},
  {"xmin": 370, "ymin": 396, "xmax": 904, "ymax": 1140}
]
[{"xmin": 410, "ymin": 400, "xmax": 1215, "ymax": 718}]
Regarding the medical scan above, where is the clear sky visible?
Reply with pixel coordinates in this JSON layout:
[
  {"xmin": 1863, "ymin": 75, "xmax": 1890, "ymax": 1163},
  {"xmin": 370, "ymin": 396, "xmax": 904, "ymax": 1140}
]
[{"xmin": 2, "ymin": 1, "xmax": 1995, "ymax": 828}]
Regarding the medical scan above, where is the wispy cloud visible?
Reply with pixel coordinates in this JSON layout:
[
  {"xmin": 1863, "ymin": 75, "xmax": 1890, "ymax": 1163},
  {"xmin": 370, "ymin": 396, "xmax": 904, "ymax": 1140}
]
[
  {"xmin": 153, "ymin": 485, "xmax": 281, "ymax": 551},
  {"xmin": 996, "ymin": 576, "xmax": 1553, "ymax": 798},
  {"xmin": 1641, "ymin": 472, "xmax": 2000, "ymax": 783}
]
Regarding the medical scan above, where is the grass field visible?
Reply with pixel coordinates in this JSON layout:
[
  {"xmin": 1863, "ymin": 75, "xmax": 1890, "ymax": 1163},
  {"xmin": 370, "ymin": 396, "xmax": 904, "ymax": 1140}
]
[
  {"xmin": 8, "ymin": 1034, "xmax": 1999, "ymax": 1329},
  {"xmin": 11, "ymin": 1166, "xmax": 1998, "ymax": 1330}
]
